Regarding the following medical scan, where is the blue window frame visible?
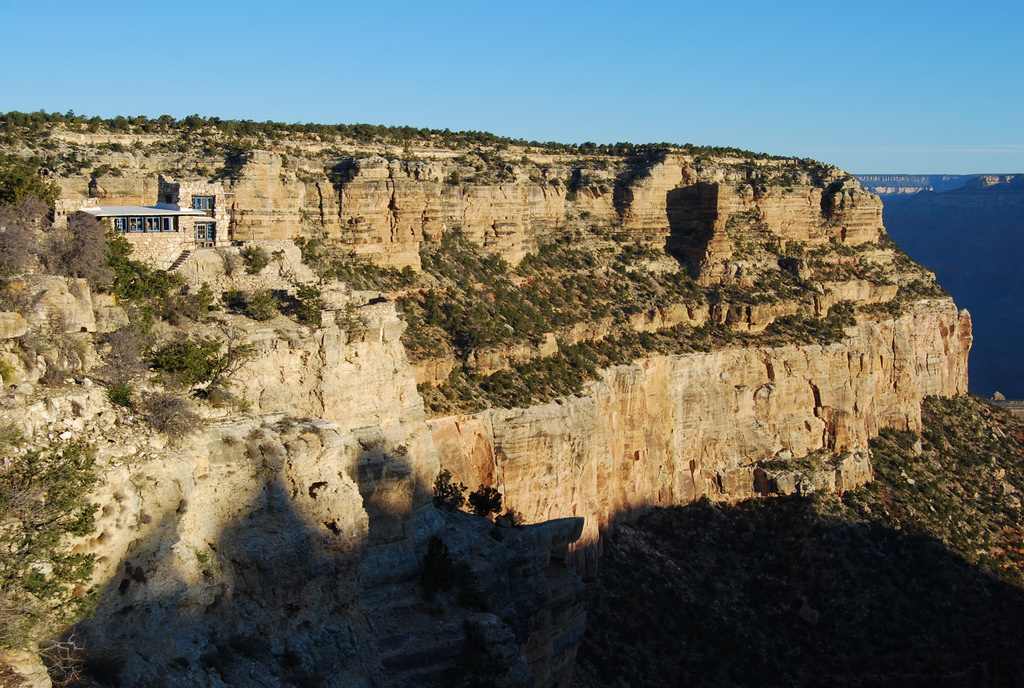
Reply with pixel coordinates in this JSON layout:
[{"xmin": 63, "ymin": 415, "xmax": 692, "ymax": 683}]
[
  {"xmin": 195, "ymin": 222, "xmax": 216, "ymax": 242},
  {"xmin": 192, "ymin": 196, "xmax": 215, "ymax": 211}
]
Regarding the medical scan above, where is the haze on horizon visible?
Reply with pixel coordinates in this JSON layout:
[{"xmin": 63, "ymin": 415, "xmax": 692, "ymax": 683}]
[{"xmin": 1, "ymin": 0, "xmax": 1020, "ymax": 175}]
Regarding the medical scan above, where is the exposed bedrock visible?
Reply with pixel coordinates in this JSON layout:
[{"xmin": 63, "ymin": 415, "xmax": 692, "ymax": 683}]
[{"xmin": 430, "ymin": 301, "xmax": 970, "ymax": 572}]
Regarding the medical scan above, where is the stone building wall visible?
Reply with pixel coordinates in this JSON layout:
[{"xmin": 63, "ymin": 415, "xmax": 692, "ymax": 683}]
[{"xmin": 159, "ymin": 177, "xmax": 232, "ymax": 246}]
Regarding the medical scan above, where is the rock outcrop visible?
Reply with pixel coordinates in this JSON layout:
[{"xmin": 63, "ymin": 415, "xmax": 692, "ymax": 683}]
[
  {"xmin": 1, "ymin": 367, "xmax": 584, "ymax": 688},
  {"xmin": 430, "ymin": 300, "xmax": 971, "ymax": 572},
  {"xmin": 0, "ymin": 123, "xmax": 979, "ymax": 686}
]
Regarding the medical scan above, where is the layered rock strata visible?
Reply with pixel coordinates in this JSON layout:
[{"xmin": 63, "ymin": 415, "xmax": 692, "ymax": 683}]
[
  {"xmin": 43, "ymin": 132, "xmax": 879, "ymax": 274},
  {"xmin": 0, "ymin": 126, "xmax": 977, "ymax": 685},
  {"xmin": 430, "ymin": 300, "xmax": 971, "ymax": 572}
]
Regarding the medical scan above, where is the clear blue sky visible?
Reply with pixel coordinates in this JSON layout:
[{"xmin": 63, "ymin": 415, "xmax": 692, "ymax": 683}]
[{"xmin": 2, "ymin": 0, "xmax": 1020, "ymax": 174}]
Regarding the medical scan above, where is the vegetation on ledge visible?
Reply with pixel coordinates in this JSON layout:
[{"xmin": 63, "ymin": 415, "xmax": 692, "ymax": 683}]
[
  {"xmin": 398, "ymin": 229, "xmax": 861, "ymax": 415},
  {"xmin": 0, "ymin": 110, "xmax": 820, "ymax": 167}
]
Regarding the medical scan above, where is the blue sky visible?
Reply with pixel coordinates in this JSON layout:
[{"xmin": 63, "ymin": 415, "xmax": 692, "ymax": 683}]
[{"xmin": 2, "ymin": 0, "xmax": 1020, "ymax": 174}]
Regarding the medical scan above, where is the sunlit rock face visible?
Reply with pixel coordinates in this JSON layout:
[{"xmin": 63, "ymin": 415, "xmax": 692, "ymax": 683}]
[
  {"xmin": 1, "ymin": 127, "xmax": 975, "ymax": 686},
  {"xmin": 431, "ymin": 301, "xmax": 970, "ymax": 572}
]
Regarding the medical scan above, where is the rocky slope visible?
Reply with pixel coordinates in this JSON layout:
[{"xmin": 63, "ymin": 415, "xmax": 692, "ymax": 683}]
[
  {"xmin": 0, "ymin": 285, "xmax": 586, "ymax": 688},
  {"xmin": 0, "ymin": 115, "xmax": 977, "ymax": 686}
]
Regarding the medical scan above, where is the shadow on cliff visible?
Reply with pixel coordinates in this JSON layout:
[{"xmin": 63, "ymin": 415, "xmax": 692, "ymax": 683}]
[
  {"xmin": 63, "ymin": 422, "xmax": 433, "ymax": 687},
  {"xmin": 572, "ymin": 496, "xmax": 1024, "ymax": 687},
  {"xmin": 664, "ymin": 183, "xmax": 720, "ymax": 278}
]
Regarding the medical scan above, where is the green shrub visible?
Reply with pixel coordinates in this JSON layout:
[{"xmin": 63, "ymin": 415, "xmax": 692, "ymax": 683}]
[
  {"xmin": 163, "ymin": 282, "xmax": 216, "ymax": 322},
  {"xmin": 0, "ymin": 440, "xmax": 98, "ymax": 648},
  {"xmin": 293, "ymin": 284, "xmax": 322, "ymax": 326},
  {"xmin": 241, "ymin": 245, "xmax": 268, "ymax": 274},
  {"xmin": 105, "ymin": 382, "xmax": 134, "ymax": 409},
  {"xmin": 151, "ymin": 336, "xmax": 224, "ymax": 387},
  {"xmin": 150, "ymin": 334, "xmax": 253, "ymax": 392},
  {"xmin": 0, "ymin": 161, "xmax": 60, "ymax": 206},
  {"xmin": 222, "ymin": 288, "xmax": 244, "ymax": 310},
  {"xmin": 340, "ymin": 302, "xmax": 366, "ymax": 341},
  {"xmin": 107, "ymin": 233, "xmax": 184, "ymax": 303},
  {"xmin": 245, "ymin": 289, "xmax": 279, "ymax": 321},
  {"xmin": 468, "ymin": 485, "xmax": 502, "ymax": 518}
]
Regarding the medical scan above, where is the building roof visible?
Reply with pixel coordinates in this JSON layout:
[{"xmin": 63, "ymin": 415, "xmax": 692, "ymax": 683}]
[{"xmin": 79, "ymin": 205, "xmax": 208, "ymax": 218}]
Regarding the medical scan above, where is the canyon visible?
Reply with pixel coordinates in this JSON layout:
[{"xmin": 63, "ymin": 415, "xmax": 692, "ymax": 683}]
[
  {"xmin": 0, "ymin": 118, "xmax": 972, "ymax": 686},
  {"xmin": 877, "ymin": 174, "xmax": 1024, "ymax": 397}
]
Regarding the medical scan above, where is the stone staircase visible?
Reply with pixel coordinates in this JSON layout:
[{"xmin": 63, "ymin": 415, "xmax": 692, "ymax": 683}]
[{"xmin": 167, "ymin": 250, "xmax": 191, "ymax": 272}]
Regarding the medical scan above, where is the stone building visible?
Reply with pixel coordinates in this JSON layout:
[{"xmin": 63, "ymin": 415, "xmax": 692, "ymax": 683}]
[
  {"xmin": 65, "ymin": 178, "xmax": 233, "ymax": 270},
  {"xmin": 157, "ymin": 177, "xmax": 233, "ymax": 247}
]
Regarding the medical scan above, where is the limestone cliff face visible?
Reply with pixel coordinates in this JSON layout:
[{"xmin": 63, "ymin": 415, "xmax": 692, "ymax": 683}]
[
  {"xmin": 328, "ymin": 152, "xmax": 881, "ymax": 274},
  {"xmin": 331, "ymin": 157, "xmax": 574, "ymax": 267},
  {"xmin": 0, "ymin": 126, "xmax": 977, "ymax": 685},
  {"xmin": 44, "ymin": 136, "xmax": 879, "ymax": 279},
  {"xmin": 429, "ymin": 300, "xmax": 971, "ymax": 571}
]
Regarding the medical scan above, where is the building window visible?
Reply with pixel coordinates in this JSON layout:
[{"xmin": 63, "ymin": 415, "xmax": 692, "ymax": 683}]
[
  {"xmin": 195, "ymin": 223, "xmax": 216, "ymax": 242},
  {"xmin": 192, "ymin": 196, "xmax": 215, "ymax": 211},
  {"xmin": 112, "ymin": 215, "xmax": 177, "ymax": 233}
]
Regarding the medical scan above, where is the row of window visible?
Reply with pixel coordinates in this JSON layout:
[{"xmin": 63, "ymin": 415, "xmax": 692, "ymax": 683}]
[
  {"xmin": 113, "ymin": 216, "xmax": 178, "ymax": 233},
  {"xmin": 112, "ymin": 217, "xmax": 218, "ymax": 242},
  {"xmin": 192, "ymin": 196, "xmax": 215, "ymax": 210}
]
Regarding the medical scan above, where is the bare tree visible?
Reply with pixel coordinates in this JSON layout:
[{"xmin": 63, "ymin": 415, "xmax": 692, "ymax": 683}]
[
  {"xmin": 0, "ymin": 197, "xmax": 48, "ymax": 276},
  {"xmin": 41, "ymin": 212, "xmax": 111, "ymax": 288},
  {"xmin": 99, "ymin": 327, "xmax": 149, "ymax": 384}
]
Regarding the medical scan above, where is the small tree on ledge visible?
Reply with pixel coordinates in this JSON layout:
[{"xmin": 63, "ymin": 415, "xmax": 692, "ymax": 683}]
[
  {"xmin": 432, "ymin": 469, "xmax": 466, "ymax": 511},
  {"xmin": 468, "ymin": 485, "xmax": 502, "ymax": 518}
]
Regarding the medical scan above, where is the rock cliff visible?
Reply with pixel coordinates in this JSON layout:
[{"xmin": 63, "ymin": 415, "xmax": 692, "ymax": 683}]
[
  {"xmin": 39, "ymin": 130, "xmax": 876, "ymax": 273},
  {"xmin": 430, "ymin": 300, "xmax": 970, "ymax": 571},
  {"xmin": 0, "ymin": 303, "xmax": 586, "ymax": 687},
  {"xmin": 0, "ymin": 119, "xmax": 975, "ymax": 686}
]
